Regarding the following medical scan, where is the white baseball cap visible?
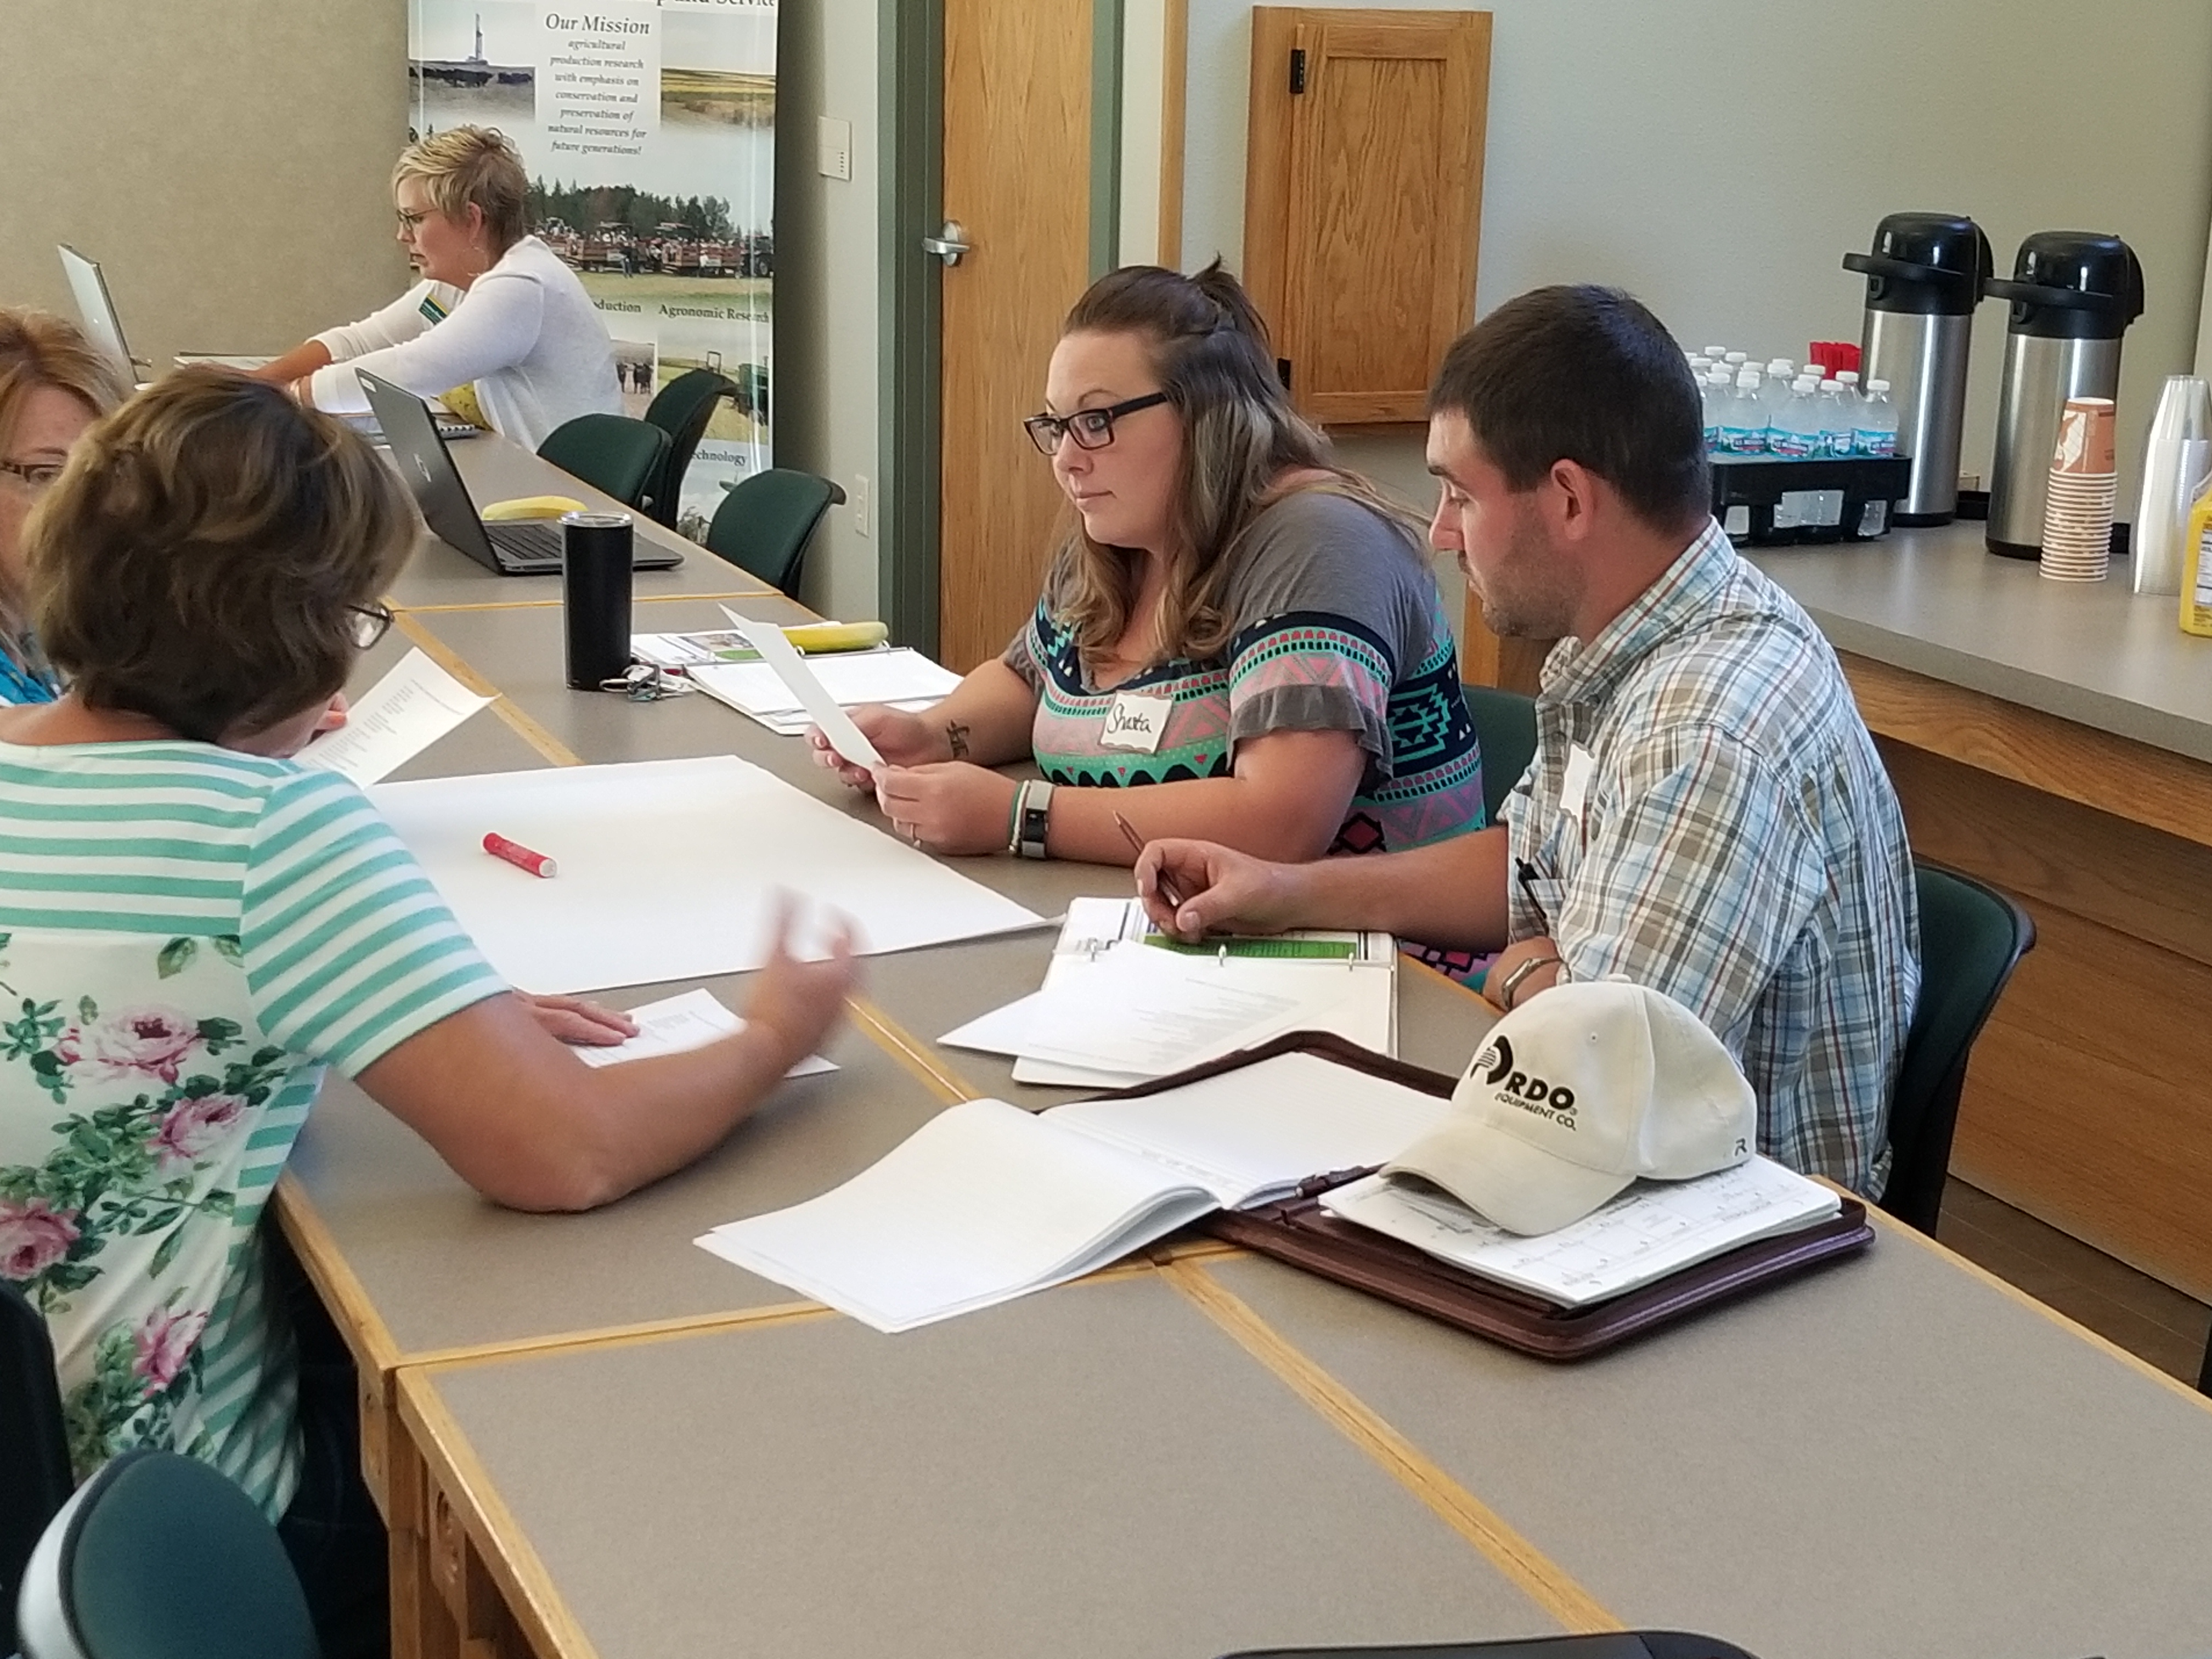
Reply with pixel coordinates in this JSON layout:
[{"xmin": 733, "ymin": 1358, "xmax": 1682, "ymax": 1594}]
[{"xmin": 1385, "ymin": 980, "xmax": 1757, "ymax": 1235}]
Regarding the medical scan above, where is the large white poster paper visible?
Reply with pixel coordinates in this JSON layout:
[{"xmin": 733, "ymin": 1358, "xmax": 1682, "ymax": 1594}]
[{"xmin": 369, "ymin": 756, "xmax": 1044, "ymax": 994}]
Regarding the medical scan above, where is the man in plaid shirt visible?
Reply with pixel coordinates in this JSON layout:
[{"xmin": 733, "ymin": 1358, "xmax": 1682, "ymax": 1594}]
[{"xmin": 1136, "ymin": 285, "xmax": 1918, "ymax": 1198}]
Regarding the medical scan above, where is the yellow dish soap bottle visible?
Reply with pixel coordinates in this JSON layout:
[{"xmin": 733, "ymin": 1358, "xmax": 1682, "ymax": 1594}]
[{"xmin": 2182, "ymin": 489, "xmax": 2212, "ymax": 635}]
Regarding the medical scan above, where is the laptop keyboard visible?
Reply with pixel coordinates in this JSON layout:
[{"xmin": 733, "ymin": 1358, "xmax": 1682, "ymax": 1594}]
[{"xmin": 486, "ymin": 520, "xmax": 565, "ymax": 565}]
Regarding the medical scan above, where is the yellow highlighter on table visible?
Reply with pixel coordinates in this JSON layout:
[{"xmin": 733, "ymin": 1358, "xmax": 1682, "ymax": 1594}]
[{"xmin": 718, "ymin": 604, "xmax": 888, "ymax": 654}]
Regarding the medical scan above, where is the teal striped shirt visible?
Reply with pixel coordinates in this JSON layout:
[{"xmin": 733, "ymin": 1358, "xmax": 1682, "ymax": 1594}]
[{"xmin": 0, "ymin": 738, "xmax": 505, "ymax": 1517}]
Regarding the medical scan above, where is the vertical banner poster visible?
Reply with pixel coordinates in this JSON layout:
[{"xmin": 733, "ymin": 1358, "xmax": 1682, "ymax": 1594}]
[{"xmin": 410, "ymin": 1, "xmax": 775, "ymax": 534}]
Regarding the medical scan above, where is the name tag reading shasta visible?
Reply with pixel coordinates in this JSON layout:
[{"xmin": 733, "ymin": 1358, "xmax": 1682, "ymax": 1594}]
[{"xmin": 1100, "ymin": 690, "xmax": 1175, "ymax": 753}]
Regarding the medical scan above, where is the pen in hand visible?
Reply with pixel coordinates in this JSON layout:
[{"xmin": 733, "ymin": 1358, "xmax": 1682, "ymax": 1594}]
[{"xmin": 1113, "ymin": 811, "xmax": 1187, "ymax": 913}]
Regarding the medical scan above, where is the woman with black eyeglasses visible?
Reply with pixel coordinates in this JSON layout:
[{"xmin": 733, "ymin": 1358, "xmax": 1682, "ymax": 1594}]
[
  {"xmin": 811, "ymin": 262, "xmax": 1488, "ymax": 969},
  {"xmin": 0, "ymin": 368, "xmax": 852, "ymax": 1658},
  {"xmin": 0, "ymin": 306, "xmax": 131, "ymax": 705}
]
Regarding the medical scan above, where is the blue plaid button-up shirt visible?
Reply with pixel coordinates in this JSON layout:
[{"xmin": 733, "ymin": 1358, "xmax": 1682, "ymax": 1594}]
[{"xmin": 1501, "ymin": 518, "xmax": 1919, "ymax": 1197}]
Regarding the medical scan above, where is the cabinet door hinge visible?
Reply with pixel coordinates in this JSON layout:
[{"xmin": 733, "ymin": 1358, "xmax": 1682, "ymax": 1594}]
[{"xmin": 1289, "ymin": 48, "xmax": 1307, "ymax": 94}]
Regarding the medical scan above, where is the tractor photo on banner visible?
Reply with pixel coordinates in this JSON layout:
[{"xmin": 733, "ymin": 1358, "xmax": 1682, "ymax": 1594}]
[{"xmin": 409, "ymin": 0, "xmax": 775, "ymax": 537}]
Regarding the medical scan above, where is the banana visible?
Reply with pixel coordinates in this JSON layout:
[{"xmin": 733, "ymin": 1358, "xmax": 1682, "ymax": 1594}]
[
  {"xmin": 782, "ymin": 620, "xmax": 890, "ymax": 653},
  {"xmin": 479, "ymin": 494, "xmax": 588, "ymax": 522}
]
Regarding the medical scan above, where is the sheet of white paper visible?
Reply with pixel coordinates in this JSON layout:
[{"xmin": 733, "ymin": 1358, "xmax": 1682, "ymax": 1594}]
[
  {"xmin": 574, "ymin": 988, "xmax": 834, "ymax": 1077},
  {"xmin": 948, "ymin": 943, "xmax": 1393, "ymax": 1079},
  {"xmin": 940, "ymin": 944, "xmax": 1312, "ymax": 1077},
  {"xmin": 1321, "ymin": 1157, "xmax": 1842, "ymax": 1307},
  {"xmin": 728, "ymin": 698, "xmax": 938, "ymax": 738},
  {"xmin": 694, "ymin": 1097, "xmax": 1215, "ymax": 1333},
  {"xmin": 723, "ymin": 620, "xmax": 893, "ymax": 774},
  {"xmin": 298, "ymin": 648, "xmax": 494, "ymax": 786},
  {"xmin": 688, "ymin": 652, "xmax": 960, "ymax": 717},
  {"xmin": 1046, "ymin": 1051, "xmax": 1455, "ymax": 1208},
  {"xmin": 369, "ymin": 756, "xmax": 1046, "ymax": 994}
]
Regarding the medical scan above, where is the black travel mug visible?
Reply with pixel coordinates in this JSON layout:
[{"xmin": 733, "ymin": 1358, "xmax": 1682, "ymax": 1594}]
[{"xmin": 561, "ymin": 511, "xmax": 634, "ymax": 689}]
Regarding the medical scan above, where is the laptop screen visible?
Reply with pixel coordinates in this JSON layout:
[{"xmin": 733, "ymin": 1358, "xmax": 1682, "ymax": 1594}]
[
  {"xmin": 356, "ymin": 370, "xmax": 500, "ymax": 568},
  {"xmin": 57, "ymin": 246, "xmax": 132, "ymax": 369}
]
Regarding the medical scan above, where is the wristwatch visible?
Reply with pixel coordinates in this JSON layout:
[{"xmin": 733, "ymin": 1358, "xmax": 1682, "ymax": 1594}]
[{"xmin": 1017, "ymin": 780, "xmax": 1055, "ymax": 859}]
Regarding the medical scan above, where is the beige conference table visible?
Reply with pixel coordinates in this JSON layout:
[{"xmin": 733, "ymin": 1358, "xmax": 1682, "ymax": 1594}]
[{"xmin": 283, "ymin": 461, "xmax": 2212, "ymax": 1659}]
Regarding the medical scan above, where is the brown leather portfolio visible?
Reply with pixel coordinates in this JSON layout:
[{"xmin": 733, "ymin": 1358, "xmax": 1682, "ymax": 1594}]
[{"xmin": 1097, "ymin": 1030, "xmax": 1875, "ymax": 1361}]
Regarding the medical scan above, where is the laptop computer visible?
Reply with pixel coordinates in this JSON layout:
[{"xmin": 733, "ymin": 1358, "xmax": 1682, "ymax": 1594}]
[
  {"xmin": 359, "ymin": 369, "xmax": 680, "ymax": 577},
  {"xmin": 57, "ymin": 245, "xmax": 141, "ymax": 374}
]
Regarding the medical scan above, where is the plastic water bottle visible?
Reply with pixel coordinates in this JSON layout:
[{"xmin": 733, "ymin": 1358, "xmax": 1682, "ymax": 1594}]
[
  {"xmin": 1759, "ymin": 362, "xmax": 1797, "ymax": 439},
  {"xmin": 1853, "ymin": 378, "xmax": 1900, "ymax": 457},
  {"xmin": 1770, "ymin": 377, "xmax": 1822, "ymax": 534},
  {"xmin": 1704, "ymin": 346, "xmax": 1729, "ymax": 362},
  {"xmin": 1700, "ymin": 370, "xmax": 1730, "ymax": 450},
  {"xmin": 1723, "ymin": 351, "xmax": 1750, "ymax": 374},
  {"xmin": 1803, "ymin": 379, "xmax": 1853, "ymax": 531},
  {"xmin": 1719, "ymin": 370, "xmax": 1767, "ymax": 455}
]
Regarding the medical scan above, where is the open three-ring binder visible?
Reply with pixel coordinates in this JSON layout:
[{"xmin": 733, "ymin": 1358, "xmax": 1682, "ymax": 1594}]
[{"xmin": 1094, "ymin": 1031, "xmax": 1877, "ymax": 1362}]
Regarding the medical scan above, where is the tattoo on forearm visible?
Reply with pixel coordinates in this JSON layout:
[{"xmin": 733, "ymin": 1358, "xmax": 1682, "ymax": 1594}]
[{"xmin": 946, "ymin": 720, "xmax": 970, "ymax": 760}]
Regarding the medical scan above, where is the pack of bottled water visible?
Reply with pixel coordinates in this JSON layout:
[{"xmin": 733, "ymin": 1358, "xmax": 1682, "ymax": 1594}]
[{"xmin": 1690, "ymin": 349, "xmax": 1901, "ymax": 539}]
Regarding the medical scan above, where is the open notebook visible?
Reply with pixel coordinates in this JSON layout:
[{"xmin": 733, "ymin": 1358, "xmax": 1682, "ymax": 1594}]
[{"xmin": 695, "ymin": 1051, "xmax": 1452, "ymax": 1332}]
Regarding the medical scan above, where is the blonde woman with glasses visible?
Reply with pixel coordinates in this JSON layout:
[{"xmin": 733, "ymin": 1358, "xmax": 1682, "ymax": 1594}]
[
  {"xmin": 811, "ymin": 263, "xmax": 1490, "ymax": 974},
  {"xmin": 0, "ymin": 307, "xmax": 131, "ymax": 705},
  {"xmin": 253, "ymin": 125, "xmax": 620, "ymax": 448}
]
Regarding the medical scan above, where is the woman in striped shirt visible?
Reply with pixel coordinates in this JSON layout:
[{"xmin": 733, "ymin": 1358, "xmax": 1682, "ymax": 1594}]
[{"xmin": 0, "ymin": 369, "xmax": 853, "ymax": 1655}]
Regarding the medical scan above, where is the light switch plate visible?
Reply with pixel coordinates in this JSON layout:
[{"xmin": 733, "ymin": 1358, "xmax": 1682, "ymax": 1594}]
[{"xmin": 817, "ymin": 116, "xmax": 853, "ymax": 182}]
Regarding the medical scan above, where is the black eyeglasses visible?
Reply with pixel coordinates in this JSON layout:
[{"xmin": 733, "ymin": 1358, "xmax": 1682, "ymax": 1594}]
[
  {"xmin": 347, "ymin": 604, "xmax": 394, "ymax": 650},
  {"xmin": 1022, "ymin": 391, "xmax": 1171, "ymax": 456}
]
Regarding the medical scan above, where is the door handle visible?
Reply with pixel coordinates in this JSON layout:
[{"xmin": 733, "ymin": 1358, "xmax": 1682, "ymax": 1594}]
[{"xmin": 922, "ymin": 219, "xmax": 972, "ymax": 267}]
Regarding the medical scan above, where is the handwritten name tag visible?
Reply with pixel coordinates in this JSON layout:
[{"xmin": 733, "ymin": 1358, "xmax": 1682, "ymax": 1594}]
[{"xmin": 1100, "ymin": 691, "xmax": 1174, "ymax": 753}]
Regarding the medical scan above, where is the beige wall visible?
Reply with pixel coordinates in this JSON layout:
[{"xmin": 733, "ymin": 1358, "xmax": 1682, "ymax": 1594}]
[
  {"xmin": 772, "ymin": 0, "xmax": 882, "ymax": 624},
  {"xmin": 0, "ymin": 0, "xmax": 411, "ymax": 365},
  {"xmin": 1182, "ymin": 0, "xmax": 2212, "ymax": 515}
]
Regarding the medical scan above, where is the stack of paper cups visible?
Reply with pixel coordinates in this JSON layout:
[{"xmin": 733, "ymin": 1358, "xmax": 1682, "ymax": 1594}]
[
  {"xmin": 2040, "ymin": 398, "xmax": 2118, "ymax": 582},
  {"xmin": 2132, "ymin": 375, "xmax": 2212, "ymax": 596}
]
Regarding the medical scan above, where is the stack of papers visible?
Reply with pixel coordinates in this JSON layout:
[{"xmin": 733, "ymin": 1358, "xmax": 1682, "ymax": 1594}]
[
  {"xmin": 1321, "ymin": 1157, "xmax": 1843, "ymax": 1308},
  {"xmin": 301, "ymin": 648, "xmax": 494, "ymax": 785},
  {"xmin": 689, "ymin": 648, "xmax": 960, "ymax": 736},
  {"xmin": 697, "ymin": 1051, "xmax": 1454, "ymax": 1331},
  {"xmin": 940, "ymin": 898, "xmax": 1397, "ymax": 1088},
  {"xmin": 574, "ymin": 989, "xmax": 836, "ymax": 1079}
]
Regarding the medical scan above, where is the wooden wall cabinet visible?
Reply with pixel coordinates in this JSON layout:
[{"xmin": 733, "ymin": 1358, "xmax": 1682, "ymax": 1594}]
[{"xmin": 1243, "ymin": 8, "xmax": 1492, "ymax": 425}]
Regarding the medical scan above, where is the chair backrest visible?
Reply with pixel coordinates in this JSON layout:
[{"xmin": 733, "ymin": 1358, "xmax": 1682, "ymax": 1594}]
[
  {"xmin": 2, "ymin": 1279, "xmax": 73, "ymax": 1657},
  {"xmin": 15, "ymin": 1449, "xmax": 317, "ymax": 1659},
  {"xmin": 640, "ymin": 368, "xmax": 736, "ymax": 529},
  {"xmin": 536, "ymin": 414, "xmax": 672, "ymax": 514},
  {"xmin": 1218, "ymin": 1632, "xmax": 1762, "ymax": 1659},
  {"xmin": 1881, "ymin": 862, "xmax": 2035, "ymax": 1234},
  {"xmin": 703, "ymin": 467, "xmax": 846, "ymax": 594},
  {"xmin": 1461, "ymin": 684, "xmax": 1538, "ymax": 826}
]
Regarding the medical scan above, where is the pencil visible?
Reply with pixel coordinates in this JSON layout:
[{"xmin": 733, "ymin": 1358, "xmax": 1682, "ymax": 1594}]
[{"xmin": 1112, "ymin": 811, "xmax": 1187, "ymax": 912}]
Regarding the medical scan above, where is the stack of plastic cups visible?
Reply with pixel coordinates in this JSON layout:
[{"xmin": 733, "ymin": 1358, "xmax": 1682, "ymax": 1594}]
[
  {"xmin": 2039, "ymin": 398, "xmax": 2118, "ymax": 581},
  {"xmin": 2131, "ymin": 375, "xmax": 2212, "ymax": 596}
]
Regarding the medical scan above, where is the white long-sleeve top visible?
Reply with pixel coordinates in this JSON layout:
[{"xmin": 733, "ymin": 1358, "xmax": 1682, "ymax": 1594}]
[{"xmin": 306, "ymin": 236, "xmax": 622, "ymax": 450}]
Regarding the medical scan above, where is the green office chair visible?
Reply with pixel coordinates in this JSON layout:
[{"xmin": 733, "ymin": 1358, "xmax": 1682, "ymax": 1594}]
[
  {"xmin": 2, "ymin": 1280, "xmax": 73, "ymax": 1658},
  {"xmin": 537, "ymin": 414, "xmax": 672, "ymax": 516},
  {"xmin": 1880, "ymin": 862, "xmax": 2035, "ymax": 1235},
  {"xmin": 14, "ymin": 1449, "xmax": 317, "ymax": 1659},
  {"xmin": 703, "ymin": 467, "xmax": 847, "ymax": 594},
  {"xmin": 640, "ymin": 368, "xmax": 736, "ymax": 529},
  {"xmin": 1460, "ymin": 683, "xmax": 1537, "ymax": 825},
  {"xmin": 1220, "ymin": 1633, "xmax": 1763, "ymax": 1659}
]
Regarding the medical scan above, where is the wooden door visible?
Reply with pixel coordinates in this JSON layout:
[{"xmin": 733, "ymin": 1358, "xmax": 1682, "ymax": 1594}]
[
  {"xmin": 1244, "ymin": 8, "xmax": 1491, "ymax": 425},
  {"xmin": 938, "ymin": 0, "xmax": 1094, "ymax": 672}
]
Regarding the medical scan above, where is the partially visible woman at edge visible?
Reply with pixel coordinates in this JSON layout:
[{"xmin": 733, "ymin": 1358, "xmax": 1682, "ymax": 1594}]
[
  {"xmin": 811, "ymin": 261, "xmax": 1491, "ymax": 975},
  {"xmin": 252, "ymin": 125, "xmax": 620, "ymax": 448},
  {"xmin": 0, "ymin": 307, "xmax": 131, "ymax": 704},
  {"xmin": 0, "ymin": 369, "xmax": 852, "ymax": 1657}
]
